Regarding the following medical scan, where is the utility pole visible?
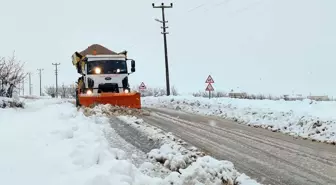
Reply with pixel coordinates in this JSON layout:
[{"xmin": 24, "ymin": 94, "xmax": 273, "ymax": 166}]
[
  {"xmin": 28, "ymin": 72, "xmax": 32, "ymax": 96},
  {"xmin": 52, "ymin": 63, "xmax": 60, "ymax": 98},
  {"xmin": 37, "ymin": 68, "xmax": 44, "ymax": 96},
  {"xmin": 62, "ymin": 83, "xmax": 65, "ymax": 98},
  {"xmin": 152, "ymin": 2, "xmax": 173, "ymax": 96}
]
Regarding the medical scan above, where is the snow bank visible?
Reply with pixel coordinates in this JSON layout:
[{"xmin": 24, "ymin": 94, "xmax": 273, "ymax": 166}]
[
  {"xmin": 117, "ymin": 116, "xmax": 259, "ymax": 185},
  {"xmin": 0, "ymin": 96, "xmax": 24, "ymax": 108},
  {"xmin": 148, "ymin": 144, "xmax": 191, "ymax": 171},
  {"xmin": 117, "ymin": 116, "xmax": 203, "ymax": 167},
  {"xmin": 20, "ymin": 95, "xmax": 53, "ymax": 99},
  {"xmin": 85, "ymin": 105, "xmax": 260, "ymax": 185},
  {"xmin": 0, "ymin": 99, "xmax": 164, "ymax": 185},
  {"xmin": 142, "ymin": 96, "xmax": 336, "ymax": 144},
  {"xmin": 0, "ymin": 99, "xmax": 260, "ymax": 185},
  {"xmin": 173, "ymin": 156, "xmax": 259, "ymax": 185}
]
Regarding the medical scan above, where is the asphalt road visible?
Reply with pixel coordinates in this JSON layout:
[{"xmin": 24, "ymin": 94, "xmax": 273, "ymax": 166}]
[
  {"xmin": 109, "ymin": 117, "xmax": 161, "ymax": 154},
  {"xmin": 140, "ymin": 107, "xmax": 336, "ymax": 185}
]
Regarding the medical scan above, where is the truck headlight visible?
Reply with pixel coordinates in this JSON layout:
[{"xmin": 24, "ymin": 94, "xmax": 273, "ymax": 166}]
[
  {"xmin": 86, "ymin": 90, "xmax": 93, "ymax": 95},
  {"xmin": 94, "ymin": 67, "xmax": 101, "ymax": 74}
]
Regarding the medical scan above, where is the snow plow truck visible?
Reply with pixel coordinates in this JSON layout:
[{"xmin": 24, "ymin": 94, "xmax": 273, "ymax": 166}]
[{"xmin": 72, "ymin": 44, "xmax": 141, "ymax": 109}]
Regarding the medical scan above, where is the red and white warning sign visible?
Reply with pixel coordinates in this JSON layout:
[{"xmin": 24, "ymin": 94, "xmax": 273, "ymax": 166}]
[
  {"xmin": 205, "ymin": 83, "xmax": 214, "ymax": 91},
  {"xmin": 205, "ymin": 75, "xmax": 215, "ymax": 83},
  {"xmin": 139, "ymin": 82, "xmax": 147, "ymax": 90}
]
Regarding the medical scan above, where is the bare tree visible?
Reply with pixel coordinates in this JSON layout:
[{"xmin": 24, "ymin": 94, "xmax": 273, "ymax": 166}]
[
  {"xmin": 0, "ymin": 52, "xmax": 26, "ymax": 98},
  {"xmin": 171, "ymin": 85, "xmax": 179, "ymax": 96},
  {"xmin": 152, "ymin": 87, "xmax": 166, "ymax": 97},
  {"xmin": 61, "ymin": 84, "xmax": 66, "ymax": 98},
  {"xmin": 131, "ymin": 85, "xmax": 178, "ymax": 97},
  {"xmin": 44, "ymin": 86, "xmax": 56, "ymax": 97},
  {"xmin": 45, "ymin": 84, "xmax": 76, "ymax": 98},
  {"xmin": 65, "ymin": 84, "xmax": 76, "ymax": 98}
]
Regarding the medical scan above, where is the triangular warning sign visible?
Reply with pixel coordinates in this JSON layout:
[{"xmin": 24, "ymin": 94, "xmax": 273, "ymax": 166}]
[
  {"xmin": 205, "ymin": 83, "xmax": 214, "ymax": 91},
  {"xmin": 205, "ymin": 75, "xmax": 214, "ymax": 83},
  {"xmin": 139, "ymin": 82, "xmax": 147, "ymax": 90}
]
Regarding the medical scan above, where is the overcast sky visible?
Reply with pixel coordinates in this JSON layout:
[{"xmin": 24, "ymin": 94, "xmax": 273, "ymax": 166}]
[{"xmin": 0, "ymin": 0, "xmax": 335, "ymax": 96}]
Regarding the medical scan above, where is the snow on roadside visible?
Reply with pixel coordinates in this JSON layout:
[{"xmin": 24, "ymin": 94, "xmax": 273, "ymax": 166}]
[
  {"xmin": 0, "ymin": 96, "xmax": 24, "ymax": 108},
  {"xmin": 0, "ymin": 99, "xmax": 164, "ymax": 185},
  {"xmin": 142, "ymin": 96, "xmax": 336, "ymax": 144},
  {"xmin": 84, "ymin": 104, "xmax": 260, "ymax": 184},
  {"xmin": 117, "ymin": 115, "xmax": 260, "ymax": 185},
  {"xmin": 0, "ymin": 98, "xmax": 260, "ymax": 185},
  {"xmin": 117, "ymin": 116, "xmax": 203, "ymax": 168}
]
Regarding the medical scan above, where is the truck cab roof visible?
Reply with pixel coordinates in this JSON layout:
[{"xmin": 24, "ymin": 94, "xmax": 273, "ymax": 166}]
[{"xmin": 86, "ymin": 55, "xmax": 127, "ymax": 61}]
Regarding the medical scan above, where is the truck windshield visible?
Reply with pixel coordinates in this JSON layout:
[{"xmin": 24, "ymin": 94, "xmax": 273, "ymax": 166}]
[{"xmin": 87, "ymin": 60, "xmax": 127, "ymax": 74}]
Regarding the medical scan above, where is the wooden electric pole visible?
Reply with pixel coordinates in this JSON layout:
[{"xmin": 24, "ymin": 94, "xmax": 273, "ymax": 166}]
[
  {"xmin": 152, "ymin": 2, "xmax": 173, "ymax": 96},
  {"xmin": 52, "ymin": 63, "xmax": 60, "ymax": 98},
  {"xmin": 28, "ymin": 72, "xmax": 32, "ymax": 96},
  {"xmin": 37, "ymin": 68, "xmax": 44, "ymax": 96}
]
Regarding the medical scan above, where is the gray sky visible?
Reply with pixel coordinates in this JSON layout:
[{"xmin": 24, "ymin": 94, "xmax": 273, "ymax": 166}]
[{"xmin": 0, "ymin": 0, "xmax": 335, "ymax": 96}]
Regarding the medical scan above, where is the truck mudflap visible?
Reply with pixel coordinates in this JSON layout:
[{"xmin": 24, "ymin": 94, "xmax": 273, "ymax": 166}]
[{"xmin": 78, "ymin": 92, "xmax": 141, "ymax": 109}]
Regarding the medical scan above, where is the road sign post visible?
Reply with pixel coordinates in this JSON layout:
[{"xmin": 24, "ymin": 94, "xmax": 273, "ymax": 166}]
[
  {"xmin": 205, "ymin": 83, "xmax": 214, "ymax": 99},
  {"xmin": 205, "ymin": 75, "xmax": 215, "ymax": 99}
]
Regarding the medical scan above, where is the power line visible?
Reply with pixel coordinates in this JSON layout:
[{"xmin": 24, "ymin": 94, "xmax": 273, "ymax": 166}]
[
  {"xmin": 188, "ymin": 3, "xmax": 206, "ymax": 12},
  {"xmin": 52, "ymin": 63, "xmax": 60, "ymax": 98},
  {"xmin": 37, "ymin": 68, "xmax": 44, "ymax": 96},
  {"xmin": 152, "ymin": 2, "xmax": 173, "ymax": 96}
]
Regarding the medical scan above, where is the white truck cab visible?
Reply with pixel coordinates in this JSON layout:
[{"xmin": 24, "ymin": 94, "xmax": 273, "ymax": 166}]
[{"xmin": 73, "ymin": 50, "xmax": 135, "ymax": 95}]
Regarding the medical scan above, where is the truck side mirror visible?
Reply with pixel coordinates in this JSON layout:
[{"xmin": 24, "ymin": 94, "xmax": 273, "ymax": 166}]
[
  {"xmin": 76, "ymin": 63, "xmax": 82, "ymax": 74},
  {"xmin": 131, "ymin": 60, "xmax": 135, "ymax": 72}
]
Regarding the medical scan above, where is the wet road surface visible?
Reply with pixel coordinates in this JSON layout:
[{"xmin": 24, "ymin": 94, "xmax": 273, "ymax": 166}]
[{"xmin": 140, "ymin": 107, "xmax": 336, "ymax": 185}]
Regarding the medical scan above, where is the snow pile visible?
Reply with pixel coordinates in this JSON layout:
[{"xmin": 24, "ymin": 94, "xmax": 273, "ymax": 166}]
[
  {"xmin": 85, "ymin": 106, "xmax": 204, "ymax": 171},
  {"xmin": 147, "ymin": 144, "xmax": 259, "ymax": 185},
  {"xmin": 117, "ymin": 116, "xmax": 188, "ymax": 145},
  {"xmin": 0, "ymin": 96, "xmax": 24, "ymax": 108},
  {"xmin": 85, "ymin": 105, "xmax": 260, "ymax": 185},
  {"xmin": 0, "ymin": 99, "xmax": 260, "ymax": 185},
  {"xmin": 0, "ymin": 99, "xmax": 164, "ymax": 185},
  {"xmin": 119, "ymin": 116, "xmax": 260, "ymax": 185},
  {"xmin": 142, "ymin": 96, "xmax": 336, "ymax": 144},
  {"xmin": 20, "ymin": 95, "xmax": 54, "ymax": 99},
  {"xmin": 117, "ymin": 116, "xmax": 205, "ymax": 169},
  {"xmin": 167, "ymin": 156, "xmax": 258, "ymax": 185},
  {"xmin": 81, "ymin": 104, "xmax": 150, "ymax": 117},
  {"xmin": 118, "ymin": 116, "xmax": 259, "ymax": 185},
  {"xmin": 148, "ymin": 143, "xmax": 194, "ymax": 171}
]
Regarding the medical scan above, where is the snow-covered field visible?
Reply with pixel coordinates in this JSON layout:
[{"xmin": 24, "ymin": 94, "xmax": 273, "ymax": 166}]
[
  {"xmin": 0, "ymin": 98, "xmax": 260, "ymax": 185},
  {"xmin": 142, "ymin": 96, "xmax": 336, "ymax": 144}
]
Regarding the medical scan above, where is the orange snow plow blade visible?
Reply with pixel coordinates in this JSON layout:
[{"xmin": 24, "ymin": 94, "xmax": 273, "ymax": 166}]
[{"xmin": 78, "ymin": 92, "xmax": 141, "ymax": 109}]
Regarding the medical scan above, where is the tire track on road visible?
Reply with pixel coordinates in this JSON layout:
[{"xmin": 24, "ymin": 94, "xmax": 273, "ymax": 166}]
[
  {"xmin": 154, "ymin": 111, "xmax": 336, "ymax": 167},
  {"xmin": 140, "ymin": 108, "xmax": 336, "ymax": 185}
]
